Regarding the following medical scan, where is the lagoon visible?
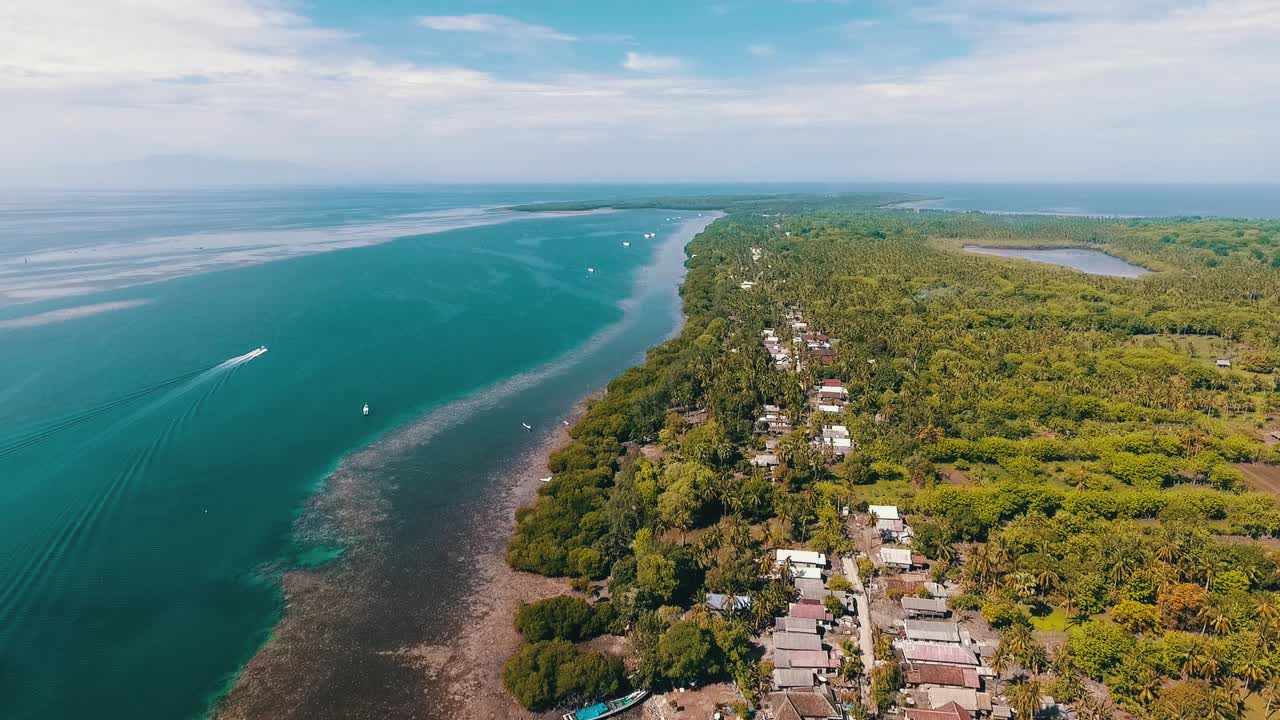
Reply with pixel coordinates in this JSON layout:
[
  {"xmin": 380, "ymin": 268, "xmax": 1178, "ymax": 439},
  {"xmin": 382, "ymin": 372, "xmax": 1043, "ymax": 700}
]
[{"xmin": 963, "ymin": 246, "xmax": 1149, "ymax": 278}]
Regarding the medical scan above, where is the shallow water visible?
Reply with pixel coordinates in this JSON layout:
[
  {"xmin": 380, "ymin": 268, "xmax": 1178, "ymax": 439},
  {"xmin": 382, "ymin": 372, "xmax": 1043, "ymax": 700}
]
[
  {"xmin": 963, "ymin": 246, "xmax": 1150, "ymax": 278},
  {"xmin": 0, "ymin": 191, "xmax": 711, "ymax": 720}
]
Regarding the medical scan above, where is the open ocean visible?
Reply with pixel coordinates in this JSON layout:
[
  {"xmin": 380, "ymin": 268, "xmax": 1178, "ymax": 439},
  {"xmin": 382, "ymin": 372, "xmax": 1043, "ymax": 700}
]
[{"xmin": 0, "ymin": 182, "xmax": 1277, "ymax": 720}]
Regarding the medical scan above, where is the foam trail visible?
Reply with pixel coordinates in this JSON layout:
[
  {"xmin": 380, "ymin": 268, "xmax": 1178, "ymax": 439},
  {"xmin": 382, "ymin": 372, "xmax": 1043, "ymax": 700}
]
[{"xmin": 0, "ymin": 346, "xmax": 270, "ymax": 626}]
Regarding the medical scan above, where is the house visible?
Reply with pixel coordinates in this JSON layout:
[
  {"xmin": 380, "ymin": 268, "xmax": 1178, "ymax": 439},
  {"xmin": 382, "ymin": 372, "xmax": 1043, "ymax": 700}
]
[
  {"xmin": 777, "ymin": 549, "xmax": 828, "ymax": 569},
  {"xmin": 814, "ymin": 348, "xmax": 836, "ymax": 366},
  {"xmin": 775, "ymin": 617, "xmax": 819, "ymax": 634},
  {"xmin": 794, "ymin": 578, "xmax": 836, "ymax": 603},
  {"xmin": 788, "ymin": 602, "xmax": 835, "ymax": 624},
  {"xmin": 767, "ymin": 690, "xmax": 842, "ymax": 720},
  {"xmin": 881, "ymin": 546, "xmax": 915, "ymax": 569},
  {"xmin": 924, "ymin": 582, "xmax": 951, "ymax": 598},
  {"xmin": 904, "ymin": 620, "xmax": 962, "ymax": 644},
  {"xmin": 899, "ymin": 642, "xmax": 980, "ymax": 667},
  {"xmin": 906, "ymin": 701, "xmax": 973, "ymax": 720},
  {"xmin": 814, "ymin": 425, "xmax": 853, "ymax": 456},
  {"xmin": 816, "ymin": 379, "xmax": 848, "ymax": 400},
  {"xmin": 816, "ymin": 403, "xmax": 843, "ymax": 414},
  {"xmin": 877, "ymin": 517, "xmax": 909, "ymax": 541},
  {"xmin": 868, "ymin": 505, "xmax": 901, "ymax": 521},
  {"xmin": 927, "ymin": 688, "xmax": 993, "ymax": 715},
  {"xmin": 773, "ymin": 649, "xmax": 839, "ymax": 672},
  {"xmin": 775, "ymin": 631, "xmax": 824, "ymax": 651},
  {"xmin": 791, "ymin": 566, "xmax": 824, "ymax": 581},
  {"xmin": 902, "ymin": 596, "xmax": 950, "ymax": 618},
  {"xmin": 705, "ymin": 593, "xmax": 752, "ymax": 613},
  {"xmin": 753, "ymin": 453, "xmax": 781, "ymax": 468},
  {"xmin": 740, "ymin": 281, "xmax": 756, "ymax": 290},
  {"xmin": 905, "ymin": 663, "xmax": 981, "ymax": 689},
  {"xmin": 1217, "ymin": 358, "xmax": 1233, "ymax": 368},
  {"xmin": 772, "ymin": 668, "xmax": 817, "ymax": 689}
]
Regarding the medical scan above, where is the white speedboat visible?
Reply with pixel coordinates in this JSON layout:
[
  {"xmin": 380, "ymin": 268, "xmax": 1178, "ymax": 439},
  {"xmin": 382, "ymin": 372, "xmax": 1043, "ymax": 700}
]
[
  {"xmin": 362, "ymin": 403, "xmax": 369, "ymax": 416},
  {"xmin": 539, "ymin": 476, "xmax": 552, "ymax": 483},
  {"xmin": 522, "ymin": 422, "xmax": 533, "ymax": 431},
  {"xmin": 622, "ymin": 241, "xmax": 630, "ymax": 247}
]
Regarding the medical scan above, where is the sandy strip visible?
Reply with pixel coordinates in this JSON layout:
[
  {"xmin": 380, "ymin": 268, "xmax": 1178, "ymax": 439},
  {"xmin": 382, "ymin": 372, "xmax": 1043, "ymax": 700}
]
[{"xmin": 0, "ymin": 299, "xmax": 151, "ymax": 329}]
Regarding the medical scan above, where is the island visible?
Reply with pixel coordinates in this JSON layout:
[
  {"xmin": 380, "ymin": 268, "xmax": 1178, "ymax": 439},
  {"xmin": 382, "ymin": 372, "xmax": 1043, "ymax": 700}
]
[{"xmin": 503, "ymin": 196, "xmax": 1280, "ymax": 720}]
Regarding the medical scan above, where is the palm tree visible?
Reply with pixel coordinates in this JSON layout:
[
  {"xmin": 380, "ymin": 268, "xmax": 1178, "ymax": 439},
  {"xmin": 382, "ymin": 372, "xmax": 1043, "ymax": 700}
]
[
  {"xmin": 1035, "ymin": 566, "xmax": 1061, "ymax": 596},
  {"xmin": 1007, "ymin": 678, "xmax": 1043, "ymax": 720},
  {"xmin": 1239, "ymin": 655, "xmax": 1271, "ymax": 697},
  {"xmin": 1262, "ymin": 677, "xmax": 1280, "ymax": 719},
  {"xmin": 1209, "ymin": 685, "xmax": 1245, "ymax": 720},
  {"xmin": 1074, "ymin": 695, "xmax": 1115, "ymax": 720}
]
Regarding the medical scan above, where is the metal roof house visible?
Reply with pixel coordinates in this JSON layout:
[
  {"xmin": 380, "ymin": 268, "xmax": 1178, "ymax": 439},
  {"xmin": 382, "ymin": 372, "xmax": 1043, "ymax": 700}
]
[
  {"xmin": 868, "ymin": 504, "xmax": 900, "ymax": 520},
  {"xmin": 775, "ymin": 616, "xmax": 819, "ymax": 634},
  {"xmin": 705, "ymin": 593, "xmax": 752, "ymax": 613},
  {"xmin": 900, "ymin": 642, "xmax": 980, "ymax": 667},
  {"xmin": 775, "ymin": 631, "xmax": 824, "ymax": 651},
  {"xmin": 881, "ymin": 546, "xmax": 915, "ymax": 569},
  {"xmin": 903, "ymin": 620, "xmax": 962, "ymax": 644},
  {"xmin": 777, "ymin": 549, "xmax": 827, "ymax": 568},
  {"xmin": 905, "ymin": 663, "xmax": 981, "ymax": 689},
  {"xmin": 772, "ymin": 668, "xmax": 818, "ymax": 689},
  {"xmin": 902, "ymin": 596, "xmax": 950, "ymax": 618}
]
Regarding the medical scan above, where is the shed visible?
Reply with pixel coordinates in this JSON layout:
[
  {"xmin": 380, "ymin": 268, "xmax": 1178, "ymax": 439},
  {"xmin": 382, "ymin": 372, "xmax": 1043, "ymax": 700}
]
[
  {"xmin": 794, "ymin": 577, "xmax": 831, "ymax": 602},
  {"xmin": 1217, "ymin": 358, "xmax": 1233, "ymax": 368},
  {"xmin": 752, "ymin": 453, "xmax": 781, "ymax": 467}
]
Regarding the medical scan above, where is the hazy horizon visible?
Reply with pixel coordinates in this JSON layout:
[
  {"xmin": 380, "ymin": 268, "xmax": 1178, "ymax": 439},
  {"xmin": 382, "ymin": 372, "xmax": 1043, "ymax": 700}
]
[{"xmin": 4, "ymin": 0, "xmax": 1279, "ymax": 187}]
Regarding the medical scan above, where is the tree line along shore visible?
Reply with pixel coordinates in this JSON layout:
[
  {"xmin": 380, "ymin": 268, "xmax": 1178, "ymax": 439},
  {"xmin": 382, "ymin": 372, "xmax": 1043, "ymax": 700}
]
[{"xmin": 501, "ymin": 195, "xmax": 1280, "ymax": 720}]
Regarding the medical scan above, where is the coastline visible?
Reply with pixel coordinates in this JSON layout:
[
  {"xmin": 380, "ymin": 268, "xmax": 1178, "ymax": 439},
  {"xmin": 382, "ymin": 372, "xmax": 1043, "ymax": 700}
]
[{"xmin": 211, "ymin": 213, "xmax": 716, "ymax": 720}]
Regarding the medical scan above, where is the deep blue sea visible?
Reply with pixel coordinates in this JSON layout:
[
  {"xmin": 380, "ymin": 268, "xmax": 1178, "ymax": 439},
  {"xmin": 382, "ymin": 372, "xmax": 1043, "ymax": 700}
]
[{"xmin": 0, "ymin": 182, "xmax": 1275, "ymax": 720}]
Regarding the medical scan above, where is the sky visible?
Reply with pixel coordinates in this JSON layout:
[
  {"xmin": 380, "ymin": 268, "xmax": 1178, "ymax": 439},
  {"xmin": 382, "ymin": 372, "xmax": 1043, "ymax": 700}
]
[{"xmin": 3, "ymin": 0, "xmax": 1279, "ymax": 185}]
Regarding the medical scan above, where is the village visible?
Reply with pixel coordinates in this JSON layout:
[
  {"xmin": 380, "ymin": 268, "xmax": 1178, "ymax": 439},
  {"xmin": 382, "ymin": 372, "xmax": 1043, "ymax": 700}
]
[{"xmin": 644, "ymin": 306, "xmax": 1057, "ymax": 720}]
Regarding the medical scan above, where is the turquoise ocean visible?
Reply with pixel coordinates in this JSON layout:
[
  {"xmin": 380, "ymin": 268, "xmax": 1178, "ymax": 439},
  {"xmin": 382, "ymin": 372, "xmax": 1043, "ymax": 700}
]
[{"xmin": 0, "ymin": 183, "xmax": 1276, "ymax": 720}]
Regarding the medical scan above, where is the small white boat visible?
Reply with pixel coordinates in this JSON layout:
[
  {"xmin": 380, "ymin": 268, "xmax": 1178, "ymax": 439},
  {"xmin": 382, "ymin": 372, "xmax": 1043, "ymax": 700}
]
[
  {"xmin": 586, "ymin": 267, "xmax": 595, "ymax": 274},
  {"xmin": 539, "ymin": 476, "xmax": 552, "ymax": 483},
  {"xmin": 562, "ymin": 420, "xmax": 570, "ymax": 427},
  {"xmin": 522, "ymin": 422, "xmax": 533, "ymax": 431},
  {"xmin": 362, "ymin": 403, "xmax": 370, "ymax": 416},
  {"xmin": 622, "ymin": 241, "xmax": 630, "ymax": 247}
]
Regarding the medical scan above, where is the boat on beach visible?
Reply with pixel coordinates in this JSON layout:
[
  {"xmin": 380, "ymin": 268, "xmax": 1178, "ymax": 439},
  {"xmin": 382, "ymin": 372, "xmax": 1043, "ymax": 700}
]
[{"xmin": 562, "ymin": 690, "xmax": 648, "ymax": 720}]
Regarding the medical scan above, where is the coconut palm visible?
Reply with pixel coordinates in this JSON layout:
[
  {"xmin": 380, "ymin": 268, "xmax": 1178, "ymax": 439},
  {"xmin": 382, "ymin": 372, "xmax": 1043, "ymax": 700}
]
[{"xmin": 1007, "ymin": 678, "xmax": 1043, "ymax": 720}]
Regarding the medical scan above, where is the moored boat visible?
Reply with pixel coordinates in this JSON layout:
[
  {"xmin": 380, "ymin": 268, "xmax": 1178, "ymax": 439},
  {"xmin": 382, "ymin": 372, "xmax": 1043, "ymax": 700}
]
[{"xmin": 561, "ymin": 690, "xmax": 648, "ymax": 720}]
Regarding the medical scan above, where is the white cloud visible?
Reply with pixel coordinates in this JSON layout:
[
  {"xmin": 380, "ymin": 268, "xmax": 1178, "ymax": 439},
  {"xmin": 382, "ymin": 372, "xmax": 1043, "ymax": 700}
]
[
  {"xmin": 748, "ymin": 44, "xmax": 777, "ymax": 57},
  {"xmin": 416, "ymin": 14, "xmax": 576, "ymax": 42},
  {"xmin": 622, "ymin": 52, "xmax": 686, "ymax": 73},
  {"xmin": 0, "ymin": 0, "xmax": 1277, "ymax": 183}
]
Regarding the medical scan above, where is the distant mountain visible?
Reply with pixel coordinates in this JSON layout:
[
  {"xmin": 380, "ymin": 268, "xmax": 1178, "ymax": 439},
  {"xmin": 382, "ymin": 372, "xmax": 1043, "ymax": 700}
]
[{"xmin": 70, "ymin": 154, "xmax": 322, "ymax": 189}]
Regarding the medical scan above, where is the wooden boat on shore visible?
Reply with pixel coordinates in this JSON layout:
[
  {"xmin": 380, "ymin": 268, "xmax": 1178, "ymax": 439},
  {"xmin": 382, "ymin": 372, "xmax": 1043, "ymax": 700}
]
[{"xmin": 561, "ymin": 690, "xmax": 648, "ymax": 720}]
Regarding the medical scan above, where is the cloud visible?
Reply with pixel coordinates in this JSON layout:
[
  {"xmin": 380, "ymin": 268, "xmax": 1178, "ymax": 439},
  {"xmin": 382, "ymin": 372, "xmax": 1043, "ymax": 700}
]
[
  {"xmin": 747, "ymin": 44, "xmax": 777, "ymax": 57},
  {"xmin": 416, "ymin": 14, "xmax": 576, "ymax": 42},
  {"xmin": 622, "ymin": 52, "xmax": 686, "ymax": 73},
  {"xmin": 0, "ymin": 0, "xmax": 1277, "ymax": 183}
]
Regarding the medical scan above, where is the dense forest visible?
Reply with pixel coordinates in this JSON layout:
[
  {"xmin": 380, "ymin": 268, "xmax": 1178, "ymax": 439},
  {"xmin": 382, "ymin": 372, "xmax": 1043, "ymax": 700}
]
[{"xmin": 504, "ymin": 197, "xmax": 1280, "ymax": 718}]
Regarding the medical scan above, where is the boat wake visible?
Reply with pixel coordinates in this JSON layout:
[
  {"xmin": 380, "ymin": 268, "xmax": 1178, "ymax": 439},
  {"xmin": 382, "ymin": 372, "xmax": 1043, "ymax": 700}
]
[{"xmin": 0, "ymin": 347, "xmax": 270, "ymax": 639}]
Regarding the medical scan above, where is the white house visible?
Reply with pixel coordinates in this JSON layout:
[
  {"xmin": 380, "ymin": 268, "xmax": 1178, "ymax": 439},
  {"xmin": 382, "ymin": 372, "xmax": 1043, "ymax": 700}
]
[
  {"xmin": 881, "ymin": 547, "xmax": 914, "ymax": 569},
  {"xmin": 777, "ymin": 549, "xmax": 827, "ymax": 569}
]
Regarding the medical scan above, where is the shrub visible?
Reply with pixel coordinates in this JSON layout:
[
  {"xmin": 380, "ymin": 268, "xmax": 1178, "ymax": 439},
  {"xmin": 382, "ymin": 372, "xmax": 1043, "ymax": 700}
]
[{"xmin": 515, "ymin": 596, "xmax": 611, "ymax": 643}]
